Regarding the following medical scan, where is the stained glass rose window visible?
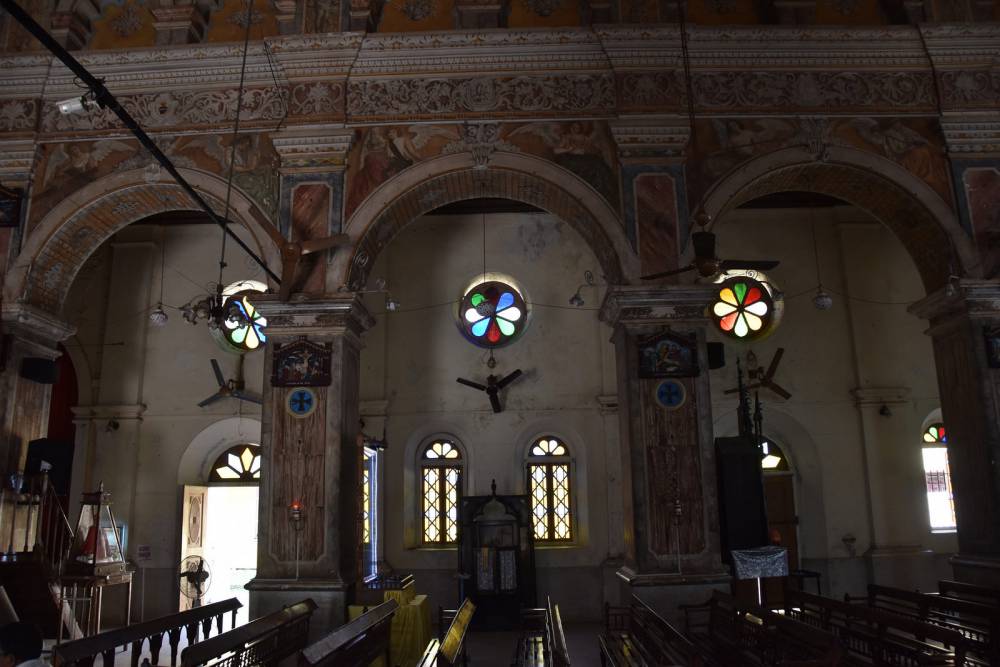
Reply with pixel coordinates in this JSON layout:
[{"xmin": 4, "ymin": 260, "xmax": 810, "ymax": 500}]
[
  {"xmin": 218, "ymin": 280, "xmax": 267, "ymax": 352},
  {"xmin": 711, "ymin": 272, "xmax": 782, "ymax": 341},
  {"xmin": 459, "ymin": 280, "xmax": 528, "ymax": 348}
]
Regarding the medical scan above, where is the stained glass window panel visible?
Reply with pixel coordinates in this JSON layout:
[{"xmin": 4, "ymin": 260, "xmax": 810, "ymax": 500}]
[
  {"xmin": 421, "ymin": 439, "xmax": 463, "ymax": 545},
  {"xmin": 922, "ymin": 446, "xmax": 956, "ymax": 531},
  {"xmin": 210, "ymin": 444, "xmax": 262, "ymax": 483},
  {"xmin": 527, "ymin": 436, "xmax": 573, "ymax": 542},
  {"xmin": 459, "ymin": 280, "xmax": 529, "ymax": 349},
  {"xmin": 530, "ymin": 465, "xmax": 549, "ymax": 539},
  {"xmin": 923, "ymin": 423, "xmax": 946, "ymax": 444},
  {"xmin": 362, "ymin": 451, "xmax": 371, "ymax": 545},
  {"xmin": 551, "ymin": 464, "xmax": 571, "ymax": 540},
  {"xmin": 423, "ymin": 467, "xmax": 442, "ymax": 543},
  {"xmin": 444, "ymin": 467, "xmax": 460, "ymax": 543}
]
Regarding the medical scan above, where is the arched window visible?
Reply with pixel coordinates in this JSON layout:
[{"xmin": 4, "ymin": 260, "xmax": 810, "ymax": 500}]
[
  {"xmin": 527, "ymin": 437, "xmax": 572, "ymax": 542},
  {"xmin": 421, "ymin": 440, "xmax": 463, "ymax": 545},
  {"xmin": 760, "ymin": 439, "xmax": 790, "ymax": 471},
  {"xmin": 362, "ymin": 446, "xmax": 379, "ymax": 577},
  {"xmin": 921, "ymin": 423, "xmax": 956, "ymax": 532},
  {"xmin": 209, "ymin": 444, "xmax": 261, "ymax": 483}
]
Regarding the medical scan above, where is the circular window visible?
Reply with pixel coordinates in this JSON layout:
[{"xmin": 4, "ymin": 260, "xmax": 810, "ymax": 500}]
[
  {"xmin": 458, "ymin": 279, "xmax": 528, "ymax": 348},
  {"xmin": 216, "ymin": 280, "xmax": 268, "ymax": 352},
  {"xmin": 711, "ymin": 271, "xmax": 783, "ymax": 341}
]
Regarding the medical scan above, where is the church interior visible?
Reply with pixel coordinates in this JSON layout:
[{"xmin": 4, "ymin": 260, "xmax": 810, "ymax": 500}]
[{"xmin": 1, "ymin": 0, "xmax": 999, "ymax": 665}]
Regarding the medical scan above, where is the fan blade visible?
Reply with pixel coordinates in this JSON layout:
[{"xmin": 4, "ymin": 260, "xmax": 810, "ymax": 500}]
[
  {"xmin": 691, "ymin": 231, "xmax": 717, "ymax": 260},
  {"xmin": 724, "ymin": 383, "xmax": 762, "ymax": 395},
  {"xmin": 641, "ymin": 264, "xmax": 695, "ymax": 280},
  {"xmin": 488, "ymin": 391, "xmax": 502, "ymax": 413},
  {"xmin": 196, "ymin": 558, "xmax": 204, "ymax": 574},
  {"xmin": 496, "ymin": 369, "xmax": 522, "ymax": 390},
  {"xmin": 718, "ymin": 259, "xmax": 780, "ymax": 272},
  {"xmin": 278, "ymin": 250, "xmax": 299, "ymax": 302},
  {"xmin": 232, "ymin": 390, "xmax": 263, "ymax": 405},
  {"xmin": 198, "ymin": 393, "xmax": 225, "ymax": 408},
  {"xmin": 764, "ymin": 347, "xmax": 785, "ymax": 380},
  {"xmin": 301, "ymin": 234, "xmax": 350, "ymax": 255},
  {"xmin": 456, "ymin": 377, "xmax": 488, "ymax": 391},
  {"xmin": 210, "ymin": 359, "xmax": 225, "ymax": 387},
  {"xmin": 764, "ymin": 380, "xmax": 792, "ymax": 400}
]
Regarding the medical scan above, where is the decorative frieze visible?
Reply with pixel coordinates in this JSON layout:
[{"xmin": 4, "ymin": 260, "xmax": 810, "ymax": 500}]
[
  {"xmin": 0, "ymin": 139, "xmax": 35, "ymax": 182},
  {"xmin": 599, "ymin": 285, "xmax": 716, "ymax": 327},
  {"xmin": 610, "ymin": 117, "xmax": 690, "ymax": 160},
  {"xmin": 273, "ymin": 126, "xmax": 353, "ymax": 172},
  {"xmin": 941, "ymin": 113, "xmax": 1000, "ymax": 155}
]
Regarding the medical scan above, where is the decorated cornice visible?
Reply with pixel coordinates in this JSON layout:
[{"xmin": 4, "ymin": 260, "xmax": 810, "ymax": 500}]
[
  {"xmin": 599, "ymin": 284, "xmax": 716, "ymax": 327},
  {"xmin": 941, "ymin": 113, "xmax": 1000, "ymax": 155},
  {"xmin": 0, "ymin": 139, "xmax": 36, "ymax": 180},
  {"xmin": 0, "ymin": 302, "xmax": 76, "ymax": 349},
  {"xmin": 610, "ymin": 116, "xmax": 690, "ymax": 159},
  {"xmin": 272, "ymin": 125, "xmax": 354, "ymax": 171},
  {"xmin": 253, "ymin": 294, "xmax": 376, "ymax": 340},
  {"xmin": 909, "ymin": 280, "xmax": 1000, "ymax": 326},
  {"xmin": 2, "ymin": 24, "xmax": 1000, "ymax": 136}
]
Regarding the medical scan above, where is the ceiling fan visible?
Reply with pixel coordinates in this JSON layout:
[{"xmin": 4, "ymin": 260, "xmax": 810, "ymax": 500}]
[
  {"xmin": 456, "ymin": 369, "xmax": 523, "ymax": 413},
  {"xmin": 724, "ymin": 348, "xmax": 791, "ymax": 400},
  {"xmin": 248, "ymin": 209, "xmax": 352, "ymax": 302},
  {"xmin": 641, "ymin": 214, "xmax": 781, "ymax": 280},
  {"xmin": 198, "ymin": 357, "xmax": 262, "ymax": 407}
]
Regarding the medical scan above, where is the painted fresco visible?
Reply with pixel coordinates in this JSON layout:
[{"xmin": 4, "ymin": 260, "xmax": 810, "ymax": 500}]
[
  {"xmin": 2, "ymin": 0, "xmax": 53, "ymax": 51},
  {"xmin": 303, "ymin": 0, "xmax": 342, "ymax": 32},
  {"xmin": 89, "ymin": 0, "xmax": 156, "ymax": 50},
  {"xmin": 692, "ymin": 116, "xmax": 952, "ymax": 207},
  {"xmin": 635, "ymin": 173, "xmax": 679, "ymax": 278},
  {"xmin": 963, "ymin": 167, "xmax": 1000, "ymax": 279},
  {"xmin": 205, "ymin": 0, "xmax": 279, "ymax": 42},
  {"xmin": 31, "ymin": 134, "xmax": 280, "ymax": 227},
  {"xmin": 344, "ymin": 121, "xmax": 619, "ymax": 221}
]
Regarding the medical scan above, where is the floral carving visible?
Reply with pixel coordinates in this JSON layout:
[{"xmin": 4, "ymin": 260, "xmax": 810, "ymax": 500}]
[
  {"xmin": 0, "ymin": 99, "xmax": 38, "ymax": 132},
  {"xmin": 110, "ymin": 3, "xmax": 143, "ymax": 36},
  {"xmin": 346, "ymin": 75, "xmax": 615, "ymax": 119},
  {"xmin": 227, "ymin": 8, "xmax": 264, "ymax": 27},
  {"xmin": 402, "ymin": 0, "xmax": 434, "ymax": 20},
  {"xmin": 288, "ymin": 82, "xmax": 345, "ymax": 116},
  {"xmin": 939, "ymin": 71, "xmax": 1000, "ymax": 108}
]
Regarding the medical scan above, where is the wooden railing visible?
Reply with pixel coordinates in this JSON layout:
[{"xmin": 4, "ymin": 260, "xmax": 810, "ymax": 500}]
[
  {"xmin": 53, "ymin": 598, "xmax": 242, "ymax": 667},
  {"xmin": 298, "ymin": 599, "xmax": 397, "ymax": 667},
  {"xmin": 181, "ymin": 599, "xmax": 317, "ymax": 667},
  {"xmin": 0, "ymin": 471, "xmax": 73, "ymax": 567}
]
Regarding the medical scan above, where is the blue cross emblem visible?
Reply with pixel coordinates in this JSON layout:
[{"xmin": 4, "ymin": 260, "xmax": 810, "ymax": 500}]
[
  {"xmin": 289, "ymin": 389, "xmax": 315, "ymax": 415},
  {"xmin": 656, "ymin": 380, "xmax": 685, "ymax": 409}
]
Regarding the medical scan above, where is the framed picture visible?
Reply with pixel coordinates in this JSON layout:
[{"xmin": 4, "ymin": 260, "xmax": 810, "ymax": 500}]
[
  {"xmin": 637, "ymin": 330, "xmax": 699, "ymax": 378},
  {"xmin": 985, "ymin": 327, "xmax": 1000, "ymax": 369},
  {"xmin": 272, "ymin": 338, "xmax": 332, "ymax": 387}
]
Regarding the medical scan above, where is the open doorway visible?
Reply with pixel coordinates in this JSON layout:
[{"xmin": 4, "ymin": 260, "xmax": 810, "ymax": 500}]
[{"xmin": 180, "ymin": 444, "xmax": 260, "ymax": 625}]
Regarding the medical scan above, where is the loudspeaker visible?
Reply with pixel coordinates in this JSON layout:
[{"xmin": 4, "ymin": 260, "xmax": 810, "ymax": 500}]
[
  {"xmin": 20, "ymin": 357, "xmax": 58, "ymax": 384},
  {"xmin": 715, "ymin": 437, "xmax": 768, "ymax": 561},
  {"xmin": 26, "ymin": 438, "xmax": 75, "ymax": 496},
  {"xmin": 707, "ymin": 342, "xmax": 725, "ymax": 369}
]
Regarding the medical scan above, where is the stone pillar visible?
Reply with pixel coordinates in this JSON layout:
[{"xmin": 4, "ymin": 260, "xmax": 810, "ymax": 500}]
[
  {"xmin": 247, "ymin": 295, "xmax": 374, "ymax": 636},
  {"xmin": 599, "ymin": 286, "xmax": 728, "ymax": 614},
  {"xmin": 0, "ymin": 304, "xmax": 75, "ymax": 473},
  {"xmin": 910, "ymin": 281, "xmax": 1000, "ymax": 586}
]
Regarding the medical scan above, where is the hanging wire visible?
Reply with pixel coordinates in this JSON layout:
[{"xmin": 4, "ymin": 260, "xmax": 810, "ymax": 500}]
[
  {"xmin": 810, "ymin": 217, "xmax": 823, "ymax": 289},
  {"xmin": 218, "ymin": 0, "xmax": 255, "ymax": 287},
  {"xmin": 158, "ymin": 233, "xmax": 167, "ymax": 305},
  {"xmin": 262, "ymin": 39, "xmax": 290, "ymax": 133},
  {"xmin": 482, "ymin": 212, "xmax": 487, "ymax": 285}
]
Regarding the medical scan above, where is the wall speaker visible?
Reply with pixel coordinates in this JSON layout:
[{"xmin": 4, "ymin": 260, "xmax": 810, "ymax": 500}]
[
  {"xmin": 20, "ymin": 357, "xmax": 59, "ymax": 384},
  {"xmin": 707, "ymin": 342, "xmax": 725, "ymax": 369},
  {"xmin": 715, "ymin": 436, "xmax": 768, "ymax": 560},
  {"xmin": 26, "ymin": 438, "xmax": 75, "ymax": 496}
]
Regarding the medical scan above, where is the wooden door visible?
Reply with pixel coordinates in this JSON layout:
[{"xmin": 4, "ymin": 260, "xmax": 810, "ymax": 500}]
[
  {"xmin": 179, "ymin": 485, "xmax": 208, "ymax": 611},
  {"xmin": 763, "ymin": 474, "xmax": 798, "ymax": 568}
]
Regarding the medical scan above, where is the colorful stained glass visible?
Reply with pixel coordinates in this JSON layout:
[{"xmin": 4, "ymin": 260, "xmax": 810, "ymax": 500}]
[
  {"xmin": 421, "ymin": 440, "xmax": 463, "ymax": 544},
  {"xmin": 362, "ymin": 450, "xmax": 371, "ymax": 545},
  {"xmin": 712, "ymin": 277, "xmax": 773, "ymax": 339},
  {"xmin": 221, "ymin": 280, "xmax": 268, "ymax": 352},
  {"xmin": 527, "ymin": 437, "xmax": 572, "ymax": 542},
  {"xmin": 210, "ymin": 444, "xmax": 261, "ymax": 482},
  {"xmin": 459, "ymin": 280, "xmax": 528, "ymax": 348},
  {"xmin": 923, "ymin": 423, "xmax": 947, "ymax": 444}
]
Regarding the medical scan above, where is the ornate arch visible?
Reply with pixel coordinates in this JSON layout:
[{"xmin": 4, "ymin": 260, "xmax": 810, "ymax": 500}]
[
  {"xmin": 339, "ymin": 152, "xmax": 637, "ymax": 290},
  {"xmin": 4, "ymin": 168, "xmax": 282, "ymax": 315},
  {"xmin": 700, "ymin": 146, "xmax": 980, "ymax": 292}
]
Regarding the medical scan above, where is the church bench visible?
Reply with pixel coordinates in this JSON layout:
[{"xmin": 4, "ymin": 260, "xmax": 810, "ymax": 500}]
[
  {"xmin": 936, "ymin": 581, "xmax": 1000, "ymax": 609},
  {"xmin": 844, "ymin": 584, "xmax": 998, "ymax": 665},
  {"xmin": 785, "ymin": 589, "xmax": 967, "ymax": 666},
  {"xmin": 600, "ymin": 595, "xmax": 703, "ymax": 666},
  {"xmin": 53, "ymin": 598, "xmax": 242, "ymax": 667},
  {"xmin": 512, "ymin": 597, "xmax": 570, "ymax": 667},
  {"xmin": 419, "ymin": 598, "xmax": 475, "ymax": 667},
  {"xmin": 684, "ymin": 591, "xmax": 843, "ymax": 667},
  {"xmin": 180, "ymin": 599, "xmax": 317, "ymax": 667},
  {"xmin": 298, "ymin": 599, "xmax": 397, "ymax": 667}
]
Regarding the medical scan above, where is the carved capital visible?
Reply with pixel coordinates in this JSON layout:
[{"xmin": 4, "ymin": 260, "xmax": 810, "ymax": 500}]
[
  {"xmin": 150, "ymin": 5, "xmax": 208, "ymax": 45},
  {"xmin": 909, "ymin": 280, "xmax": 1000, "ymax": 331},
  {"xmin": 1, "ymin": 303, "xmax": 76, "ymax": 354},
  {"xmin": 599, "ymin": 285, "xmax": 715, "ymax": 328},
  {"xmin": 272, "ymin": 126, "xmax": 353, "ymax": 173},
  {"xmin": 253, "ymin": 294, "xmax": 375, "ymax": 342},
  {"xmin": 610, "ymin": 116, "xmax": 690, "ymax": 162}
]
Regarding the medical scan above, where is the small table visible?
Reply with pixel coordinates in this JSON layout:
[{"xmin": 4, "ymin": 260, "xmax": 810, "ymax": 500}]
[
  {"xmin": 59, "ymin": 571, "xmax": 133, "ymax": 635},
  {"xmin": 730, "ymin": 546, "xmax": 788, "ymax": 607}
]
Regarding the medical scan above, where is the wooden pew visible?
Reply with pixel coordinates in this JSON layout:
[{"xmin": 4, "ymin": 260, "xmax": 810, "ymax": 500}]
[
  {"xmin": 53, "ymin": 598, "xmax": 241, "ymax": 667},
  {"xmin": 180, "ymin": 599, "xmax": 317, "ymax": 667},
  {"xmin": 684, "ymin": 591, "xmax": 842, "ymax": 667},
  {"xmin": 786, "ymin": 589, "xmax": 968, "ymax": 666},
  {"xmin": 600, "ymin": 595, "xmax": 702, "ymax": 667},
  {"xmin": 513, "ymin": 597, "xmax": 570, "ymax": 667},
  {"xmin": 418, "ymin": 598, "xmax": 475, "ymax": 667},
  {"xmin": 298, "ymin": 600, "xmax": 397, "ymax": 667},
  {"xmin": 936, "ymin": 581, "xmax": 1000, "ymax": 609},
  {"xmin": 845, "ymin": 584, "xmax": 998, "ymax": 664}
]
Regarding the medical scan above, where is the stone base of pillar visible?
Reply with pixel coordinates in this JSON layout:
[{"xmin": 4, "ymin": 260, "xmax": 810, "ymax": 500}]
[
  {"xmin": 950, "ymin": 553, "xmax": 1000, "ymax": 588},
  {"xmin": 617, "ymin": 567, "xmax": 730, "ymax": 626},
  {"xmin": 247, "ymin": 578, "xmax": 350, "ymax": 640}
]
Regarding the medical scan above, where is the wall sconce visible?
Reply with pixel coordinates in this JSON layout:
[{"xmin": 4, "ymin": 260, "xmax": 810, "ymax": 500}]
[
  {"xmin": 289, "ymin": 500, "xmax": 304, "ymax": 529},
  {"xmin": 568, "ymin": 270, "xmax": 596, "ymax": 307}
]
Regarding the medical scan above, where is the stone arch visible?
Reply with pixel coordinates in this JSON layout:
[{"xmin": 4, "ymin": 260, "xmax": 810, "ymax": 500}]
[
  {"xmin": 340, "ymin": 152, "xmax": 637, "ymax": 291},
  {"xmin": 177, "ymin": 417, "xmax": 263, "ymax": 486},
  {"xmin": 700, "ymin": 146, "xmax": 980, "ymax": 292},
  {"xmin": 4, "ymin": 168, "xmax": 282, "ymax": 316}
]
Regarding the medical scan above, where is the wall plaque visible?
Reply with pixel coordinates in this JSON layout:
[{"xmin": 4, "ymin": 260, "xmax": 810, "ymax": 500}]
[
  {"xmin": 272, "ymin": 338, "xmax": 332, "ymax": 387},
  {"xmin": 637, "ymin": 330, "xmax": 699, "ymax": 378}
]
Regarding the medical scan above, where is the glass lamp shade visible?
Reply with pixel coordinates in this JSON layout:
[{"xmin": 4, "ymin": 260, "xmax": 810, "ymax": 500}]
[{"xmin": 69, "ymin": 487, "xmax": 126, "ymax": 576}]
